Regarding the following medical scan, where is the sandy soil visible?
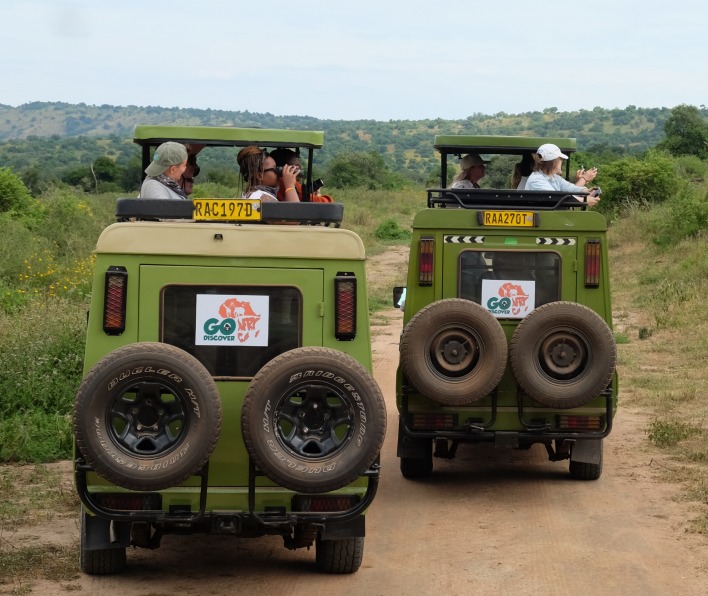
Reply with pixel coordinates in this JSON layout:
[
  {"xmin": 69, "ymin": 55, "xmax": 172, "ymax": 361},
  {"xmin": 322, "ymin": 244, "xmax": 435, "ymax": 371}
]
[{"xmin": 3, "ymin": 247, "xmax": 707, "ymax": 595}]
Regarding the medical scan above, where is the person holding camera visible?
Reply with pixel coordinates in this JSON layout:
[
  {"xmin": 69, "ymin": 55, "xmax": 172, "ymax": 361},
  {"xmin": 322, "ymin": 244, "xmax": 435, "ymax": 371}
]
[
  {"xmin": 525, "ymin": 143, "xmax": 601, "ymax": 207},
  {"xmin": 236, "ymin": 146, "xmax": 300, "ymax": 202},
  {"xmin": 270, "ymin": 148, "xmax": 334, "ymax": 203}
]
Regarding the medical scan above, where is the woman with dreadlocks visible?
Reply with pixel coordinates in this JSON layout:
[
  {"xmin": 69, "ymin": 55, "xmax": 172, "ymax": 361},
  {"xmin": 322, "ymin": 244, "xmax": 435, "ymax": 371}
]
[{"xmin": 236, "ymin": 145, "xmax": 300, "ymax": 202}]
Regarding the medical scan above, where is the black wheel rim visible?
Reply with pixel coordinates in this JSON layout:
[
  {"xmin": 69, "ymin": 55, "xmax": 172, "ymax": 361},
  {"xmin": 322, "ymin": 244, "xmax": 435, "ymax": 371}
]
[
  {"xmin": 272, "ymin": 382, "xmax": 355, "ymax": 459},
  {"xmin": 108, "ymin": 381, "xmax": 188, "ymax": 456}
]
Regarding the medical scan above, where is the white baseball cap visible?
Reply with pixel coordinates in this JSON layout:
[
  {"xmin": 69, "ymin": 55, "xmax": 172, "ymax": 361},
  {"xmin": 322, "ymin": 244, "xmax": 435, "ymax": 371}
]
[{"xmin": 537, "ymin": 143, "xmax": 568, "ymax": 161}]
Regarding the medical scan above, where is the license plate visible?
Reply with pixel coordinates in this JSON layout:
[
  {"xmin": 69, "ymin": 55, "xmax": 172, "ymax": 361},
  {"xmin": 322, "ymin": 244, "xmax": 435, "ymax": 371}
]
[
  {"xmin": 193, "ymin": 199, "xmax": 261, "ymax": 221},
  {"xmin": 481, "ymin": 210, "xmax": 535, "ymax": 227}
]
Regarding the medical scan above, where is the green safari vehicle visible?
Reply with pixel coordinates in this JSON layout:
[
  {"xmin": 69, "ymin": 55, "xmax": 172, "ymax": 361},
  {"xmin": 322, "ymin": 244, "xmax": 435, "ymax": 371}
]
[
  {"xmin": 394, "ymin": 135, "xmax": 617, "ymax": 480},
  {"xmin": 73, "ymin": 125, "xmax": 387, "ymax": 575}
]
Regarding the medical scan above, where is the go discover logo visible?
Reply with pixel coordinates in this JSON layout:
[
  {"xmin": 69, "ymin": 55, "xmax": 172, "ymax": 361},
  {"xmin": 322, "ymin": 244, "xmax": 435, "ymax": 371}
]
[
  {"xmin": 195, "ymin": 294, "xmax": 270, "ymax": 346},
  {"xmin": 481, "ymin": 279, "xmax": 535, "ymax": 319}
]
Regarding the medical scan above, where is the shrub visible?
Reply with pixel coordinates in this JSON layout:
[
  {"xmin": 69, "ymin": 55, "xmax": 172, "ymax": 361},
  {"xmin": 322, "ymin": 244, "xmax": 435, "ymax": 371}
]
[
  {"xmin": 375, "ymin": 218, "xmax": 411, "ymax": 241},
  {"xmin": 648, "ymin": 183, "xmax": 708, "ymax": 246},
  {"xmin": 0, "ymin": 167, "xmax": 39, "ymax": 219},
  {"xmin": 598, "ymin": 150, "xmax": 680, "ymax": 212}
]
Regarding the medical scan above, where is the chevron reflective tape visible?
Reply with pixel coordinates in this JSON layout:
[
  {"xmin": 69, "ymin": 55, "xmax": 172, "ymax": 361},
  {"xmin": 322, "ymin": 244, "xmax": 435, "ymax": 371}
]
[
  {"xmin": 536, "ymin": 237, "xmax": 577, "ymax": 246},
  {"xmin": 444, "ymin": 235, "xmax": 485, "ymax": 244}
]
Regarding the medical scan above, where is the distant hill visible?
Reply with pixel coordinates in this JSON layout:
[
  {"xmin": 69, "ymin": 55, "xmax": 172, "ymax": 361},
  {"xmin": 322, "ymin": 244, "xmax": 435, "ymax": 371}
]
[{"xmin": 0, "ymin": 101, "xmax": 699, "ymax": 183}]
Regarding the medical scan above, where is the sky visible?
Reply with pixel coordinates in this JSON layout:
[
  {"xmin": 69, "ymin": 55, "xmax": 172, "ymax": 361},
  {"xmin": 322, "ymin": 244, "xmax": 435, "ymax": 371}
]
[{"xmin": 1, "ymin": 0, "xmax": 706, "ymax": 121}]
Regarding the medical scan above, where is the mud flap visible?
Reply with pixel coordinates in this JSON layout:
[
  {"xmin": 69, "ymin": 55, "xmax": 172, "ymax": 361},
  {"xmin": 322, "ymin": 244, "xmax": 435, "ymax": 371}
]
[
  {"xmin": 83, "ymin": 513, "xmax": 130, "ymax": 550},
  {"xmin": 320, "ymin": 515, "xmax": 365, "ymax": 540},
  {"xmin": 571, "ymin": 439, "xmax": 602, "ymax": 464}
]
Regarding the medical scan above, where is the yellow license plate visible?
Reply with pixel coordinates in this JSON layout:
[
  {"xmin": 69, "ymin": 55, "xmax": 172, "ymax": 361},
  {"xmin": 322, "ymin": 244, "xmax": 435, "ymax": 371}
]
[
  {"xmin": 481, "ymin": 210, "xmax": 535, "ymax": 227},
  {"xmin": 193, "ymin": 199, "xmax": 261, "ymax": 221}
]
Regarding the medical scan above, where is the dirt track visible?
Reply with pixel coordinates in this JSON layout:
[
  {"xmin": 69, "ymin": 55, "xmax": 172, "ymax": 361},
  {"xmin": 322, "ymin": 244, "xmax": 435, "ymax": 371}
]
[{"xmin": 6, "ymin": 248, "xmax": 708, "ymax": 595}]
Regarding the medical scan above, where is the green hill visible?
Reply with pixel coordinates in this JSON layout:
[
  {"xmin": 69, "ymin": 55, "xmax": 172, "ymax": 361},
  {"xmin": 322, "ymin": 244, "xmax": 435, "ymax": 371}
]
[{"xmin": 0, "ymin": 101, "xmax": 701, "ymax": 184}]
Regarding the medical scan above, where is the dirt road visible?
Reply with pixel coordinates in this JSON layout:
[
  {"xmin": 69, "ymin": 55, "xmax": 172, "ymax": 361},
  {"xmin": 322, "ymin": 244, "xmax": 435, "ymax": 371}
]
[{"xmin": 7, "ymin": 250, "xmax": 708, "ymax": 596}]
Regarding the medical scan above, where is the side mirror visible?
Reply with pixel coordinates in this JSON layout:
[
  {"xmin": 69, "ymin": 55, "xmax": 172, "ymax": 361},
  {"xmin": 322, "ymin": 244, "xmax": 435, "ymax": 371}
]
[{"xmin": 393, "ymin": 286, "xmax": 406, "ymax": 310}]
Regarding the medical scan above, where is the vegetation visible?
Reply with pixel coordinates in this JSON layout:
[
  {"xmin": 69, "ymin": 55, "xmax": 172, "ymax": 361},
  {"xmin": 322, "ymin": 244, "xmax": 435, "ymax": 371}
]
[
  {"xmin": 0, "ymin": 104, "xmax": 705, "ymax": 539},
  {"xmin": 1, "ymin": 102, "xmax": 706, "ymax": 191}
]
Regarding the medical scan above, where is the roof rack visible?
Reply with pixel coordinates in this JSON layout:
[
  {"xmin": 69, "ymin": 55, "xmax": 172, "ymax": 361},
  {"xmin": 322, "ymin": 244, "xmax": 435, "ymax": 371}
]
[
  {"xmin": 115, "ymin": 199, "xmax": 344, "ymax": 226},
  {"xmin": 427, "ymin": 188, "xmax": 590, "ymax": 211}
]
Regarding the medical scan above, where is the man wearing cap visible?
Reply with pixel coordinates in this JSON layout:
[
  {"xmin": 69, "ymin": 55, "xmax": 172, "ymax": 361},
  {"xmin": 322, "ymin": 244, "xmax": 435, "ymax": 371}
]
[
  {"xmin": 139, "ymin": 141, "xmax": 189, "ymax": 200},
  {"xmin": 450, "ymin": 153, "xmax": 490, "ymax": 189},
  {"xmin": 525, "ymin": 143, "xmax": 599, "ymax": 207}
]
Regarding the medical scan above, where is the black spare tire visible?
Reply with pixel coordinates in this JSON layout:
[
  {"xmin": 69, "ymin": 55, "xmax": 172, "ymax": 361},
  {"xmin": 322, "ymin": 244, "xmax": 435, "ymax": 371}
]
[
  {"xmin": 400, "ymin": 299, "xmax": 508, "ymax": 406},
  {"xmin": 73, "ymin": 343, "xmax": 222, "ymax": 491},
  {"xmin": 509, "ymin": 302, "xmax": 616, "ymax": 409},
  {"xmin": 241, "ymin": 347, "xmax": 387, "ymax": 494}
]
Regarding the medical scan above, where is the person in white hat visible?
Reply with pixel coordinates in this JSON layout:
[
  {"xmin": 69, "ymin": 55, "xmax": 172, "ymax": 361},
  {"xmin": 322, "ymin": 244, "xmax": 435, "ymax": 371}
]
[
  {"xmin": 450, "ymin": 153, "xmax": 490, "ymax": 189},
  {"xmin": 139, "ymin": 141, "xmax": 189, "ymax": 200},
  {"xmin": 525, "ymin": 143, "xmax": 600, "ymax": 206}
]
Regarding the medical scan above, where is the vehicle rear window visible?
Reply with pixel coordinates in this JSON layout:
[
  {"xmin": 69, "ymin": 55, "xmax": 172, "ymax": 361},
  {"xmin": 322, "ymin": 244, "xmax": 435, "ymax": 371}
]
[
  {"xmin": 459, "ymin": 250, "xmax": 561, "ymax": 308},
  {"xmin": 161, "ymin": 285, "xmax": 301, "ymax": 379}
]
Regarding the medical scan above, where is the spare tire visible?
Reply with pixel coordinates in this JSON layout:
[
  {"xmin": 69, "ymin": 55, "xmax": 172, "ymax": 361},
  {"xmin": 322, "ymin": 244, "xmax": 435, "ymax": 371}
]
[
  {"xmin": 241, "ymin": 347, "xmax": 386, "ymax": 494},
  {"xmin": 509, "ymin": 302, "xmax": 616, "ymax": 409},
  {"xmin": 400, "ymin": 299, "xmax": 508, "ymax": 406},
  {"xmin": 73, "ymin": 343, "xmax": 222, "ymax": 491}
]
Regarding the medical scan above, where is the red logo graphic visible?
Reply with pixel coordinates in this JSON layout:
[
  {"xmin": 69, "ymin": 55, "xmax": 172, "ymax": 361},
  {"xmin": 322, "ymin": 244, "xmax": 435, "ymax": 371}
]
[
  {"xmin": 219, "ymin": 298, "xmax": 261, "ymax": 343},
  {"xmin": 498, "ymin": 283, "xmax": 530, "ymax": 316}
]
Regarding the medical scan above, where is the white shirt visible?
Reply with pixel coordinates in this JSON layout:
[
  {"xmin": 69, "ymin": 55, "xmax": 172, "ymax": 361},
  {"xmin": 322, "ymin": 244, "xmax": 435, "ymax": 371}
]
[{"xmin": 525, "ymin": 171, "xmax": 584, "ymax": 193}]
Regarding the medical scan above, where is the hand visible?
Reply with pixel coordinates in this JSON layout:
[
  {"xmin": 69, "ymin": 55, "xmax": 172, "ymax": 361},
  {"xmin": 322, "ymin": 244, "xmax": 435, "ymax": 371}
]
[
  {"xmin": 281, "ymin": 164, "xmax": 299, "ymax": 186},
  {"xmin": 583, "ymin": 167, "xmax": 598, "ymax": 183}
]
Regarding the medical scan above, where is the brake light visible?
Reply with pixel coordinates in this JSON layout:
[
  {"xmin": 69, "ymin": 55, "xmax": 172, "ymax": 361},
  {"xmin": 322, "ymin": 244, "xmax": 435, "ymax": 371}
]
[
  {"xmin": 293, "ymin": 494, "xmax": 359, "ymax": 512},
  {"xmin": 410, "ymin": 413, "xmax": 457, "ymax": 430},
  {"xmin": 103, "ymin": 266, "xmax": 128, "ymax": 335},
  {"xmin": 584, "ymin": 239, "xmax": 601, "ymax": 287},
  {"xmin": 418, "ymin": 237, "xmax": 434, "ymax": 285},
  {"xmin": 93, "ymin": 492, "xmax": 161, "ymax": 511},
  {"xmin": 334, "ymin": 273, "xmax": 356, "ymax": 340},
  {"xmin": 557, "ymin": 415, "xmax": 603, "ymax": 431}
]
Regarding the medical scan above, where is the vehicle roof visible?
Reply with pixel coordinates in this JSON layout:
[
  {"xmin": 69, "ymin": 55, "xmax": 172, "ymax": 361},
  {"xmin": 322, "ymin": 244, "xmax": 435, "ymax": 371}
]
[
  {"xmin": 133, "ymin": 125, "xmax": 325, "ymax": 148},
  {"xmin": 434, "ymin": 134, "xmax": 577, "ymax": 155}
]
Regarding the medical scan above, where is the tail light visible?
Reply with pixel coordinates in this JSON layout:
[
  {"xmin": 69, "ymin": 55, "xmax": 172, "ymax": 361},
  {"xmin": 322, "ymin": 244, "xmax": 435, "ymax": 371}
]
[
  {"xmin": 557, "ymin": 415, "xmax": 604, "ymax": 431},
  {"xmin": 93, "ymin": 492, "xmax": 161, "ymax": 511},
  {"xmin": 293, "ymin": 494, "xmax": 359, "ymax": 512},
  {"xmin": 584, "ymin": 239, "xmax": 601, "ymax": 287},
  {"xmin": 418, "ymin": 237, "xmax": 434, "ymax": 286},
  {"xmin": 334, "ymin": 273, "xmax": 356, "ymax": 340},
  {"xmin": 103, "ymin": 266, "xmax": 128, "ymax": 335},
  {"xmin": 410, "ymin": 413, "xmax": 457, "ymax": 430}
]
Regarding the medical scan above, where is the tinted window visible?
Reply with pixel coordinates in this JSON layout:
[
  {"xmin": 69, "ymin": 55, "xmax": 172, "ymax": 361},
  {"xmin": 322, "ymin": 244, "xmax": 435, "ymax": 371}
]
[
  {"xmin": 459, "ymin": 251, "xmax": 560, "ymax": 307},
  {"xmin": 162, "ymin": 285, "xmax": 301, "ymax": 378}
]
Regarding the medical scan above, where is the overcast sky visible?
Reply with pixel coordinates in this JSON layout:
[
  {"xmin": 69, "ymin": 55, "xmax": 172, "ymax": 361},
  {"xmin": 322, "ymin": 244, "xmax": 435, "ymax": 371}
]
[{"xmin": 1, "ymin": 0, "xmax": 706, "ymax": 121}]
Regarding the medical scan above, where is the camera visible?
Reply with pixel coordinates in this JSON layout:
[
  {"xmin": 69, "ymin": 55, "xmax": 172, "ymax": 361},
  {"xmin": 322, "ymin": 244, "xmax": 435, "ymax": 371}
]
[
  {"xmin": 312, "ymin": 178, "xmax": 324, "ymax": 191},
  {"xmin": 591, "ymin": 186, "xmax": 602, "ymax": 196},
  {"xmin": 274, "ymin": 165, "xmax": 301, "ymax": 177}
]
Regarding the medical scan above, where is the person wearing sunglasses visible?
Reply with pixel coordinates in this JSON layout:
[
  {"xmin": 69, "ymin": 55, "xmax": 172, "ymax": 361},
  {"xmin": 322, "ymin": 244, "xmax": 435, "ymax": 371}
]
[
  {"xmin": 236, "ymin": 145, "xmax": 300, "ymax": 202},
  {"xmin": 179, "ymin": 144, "xmax": 205, "ymax": 196}
]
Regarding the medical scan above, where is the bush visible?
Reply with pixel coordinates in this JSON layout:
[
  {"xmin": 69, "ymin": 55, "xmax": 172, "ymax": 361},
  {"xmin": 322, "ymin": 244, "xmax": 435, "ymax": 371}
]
[
  {"xmin": 648, "ymin": 183, "xmax": 708, "ymax": 246},
  {"xmin": 598, "ymin": 150, "xmax": 680, "ymax": 212},
  {"xmin": 375, "ymin": 218, "xmax": 411, "ymax": 241},
  {"xmin": 0, "ymin": 167, "xmax": 38, "ymax": 218}
]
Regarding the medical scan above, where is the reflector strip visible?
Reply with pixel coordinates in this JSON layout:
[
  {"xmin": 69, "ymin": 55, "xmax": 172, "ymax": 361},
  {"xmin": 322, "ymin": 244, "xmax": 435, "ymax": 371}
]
[
  {"xmin": 103, "ymin": 266, "xmax": 128, "ymax": 335},
  {"xmin": 293, "ymin": 494, "xmax": 358, "ymax": 512},
  {"xmin": 585, "ymin": 239, "xmax": 601, "ymax": 287},
  {"xmin": 335, "ymin": 274, "xmax": 356, "ymax": 340},
  {"xmin": 418, "ymin": 237, "xmax": 434, "ymax": 285}
]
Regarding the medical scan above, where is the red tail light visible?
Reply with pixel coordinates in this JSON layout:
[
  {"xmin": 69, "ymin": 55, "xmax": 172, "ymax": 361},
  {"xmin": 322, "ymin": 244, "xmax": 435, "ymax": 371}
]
[
  {"xmin": 418, "ymin": 237, "xmax": 434, "ymax": 286},
  {"xmin": 293, "ymin": 494, "xmax": 359, "ymax": 512},
  {"xmin": 103, "ymin": 266, "xmax": 128, "ymax": 335},
  {"xmin": 557, "ymin": 415, "xmax": 603, "ymax": 431},
  {"xmin": 334, "ymin": 273, "xmax": 356, "ymax": 340},
  {"xmin": 93, "ymin": 492, "xmax": 161, "ymax": 511},
  {"xmin": 584, "ymin": 239, "xmax": 601, "ymax": 287}
]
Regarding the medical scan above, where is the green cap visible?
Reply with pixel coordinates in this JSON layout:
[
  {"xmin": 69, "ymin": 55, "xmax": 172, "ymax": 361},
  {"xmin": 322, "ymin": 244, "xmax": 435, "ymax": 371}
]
[{"xmin": 145, "ymin": 142, "xmax": 188, "ymax": 177}]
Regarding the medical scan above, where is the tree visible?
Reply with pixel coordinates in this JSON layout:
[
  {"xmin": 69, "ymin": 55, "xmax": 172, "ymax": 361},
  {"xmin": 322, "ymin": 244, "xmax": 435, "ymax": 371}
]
[
  {"xmin": 658, "ymin": 104, "xmax": 708, "ymax": 159},
  {"xmin": 0, "ymin": 167, "xmax": 35, "ymax": 215},
  {"xmin": 325, "ymin": 151, "xmax": 407, "ymax": 190}
]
